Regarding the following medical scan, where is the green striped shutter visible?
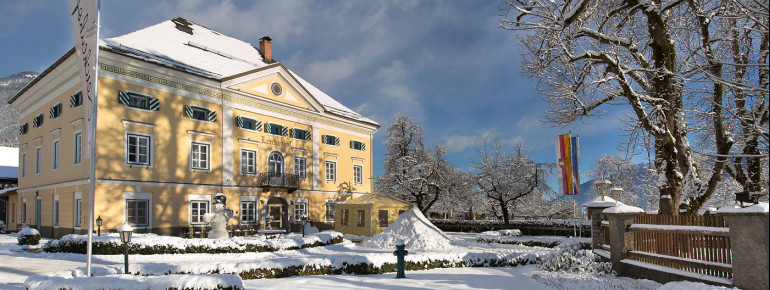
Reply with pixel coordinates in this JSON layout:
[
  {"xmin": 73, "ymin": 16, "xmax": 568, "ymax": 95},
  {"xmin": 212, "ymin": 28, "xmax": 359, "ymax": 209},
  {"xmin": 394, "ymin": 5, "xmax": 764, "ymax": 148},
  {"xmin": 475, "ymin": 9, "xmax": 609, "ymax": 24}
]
[
  {"xmin": 304, "ymin": 130, "xmax": 312, "ymax": 141},
  {"xmin": 360, "ymin": 143, "xmax": 366, "ymax": 151},
  {"xmin": 254, "ymin": 120, "xmax": 263, "ymax": 131},
  {"xmin": 236, "ymin": 116, "xmax": 244, "ymax": 128},
  {"xmin": 334, "ymin": 136, "xmax": 340, "ymax": 146},
  {"xmin": 207, "ymin": 110, "xmax": 217, "ymax": 122},
  {"xmin": 264, "ymin": 122, "xmax": 272, "ymax": 133},
  {"xmin": 20, "ymin": 123, "xmax": 28, "ymax": 135},
  {"xmin": 184, "ymin": 105, "xmax": 193, "ymax": 118},
  {"xmin": 33, "ymin": 115, "xmax": 42, "ymax": 127},
  {"xmin": 149, "ymin": 98, "xmax": 160, "ymax": 111},
  {"xmin": 70, "ymin": 92, "xmax": 81, "ymax": 107},
  {"xmin": 118, "ymin": 91, "xmax": 130, "ymax": 105}
]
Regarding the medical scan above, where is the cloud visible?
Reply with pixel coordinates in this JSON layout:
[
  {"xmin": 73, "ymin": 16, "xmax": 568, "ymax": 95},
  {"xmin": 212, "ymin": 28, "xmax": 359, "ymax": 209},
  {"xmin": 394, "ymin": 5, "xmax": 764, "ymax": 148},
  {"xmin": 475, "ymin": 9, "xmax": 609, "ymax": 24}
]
[
  {"xmin": 304, "ymin": 57, "xmax": 356, "ymax": 83},
  {"xmin": 441, "ymin": 129, "xmax": 521, "ymax": 154}
]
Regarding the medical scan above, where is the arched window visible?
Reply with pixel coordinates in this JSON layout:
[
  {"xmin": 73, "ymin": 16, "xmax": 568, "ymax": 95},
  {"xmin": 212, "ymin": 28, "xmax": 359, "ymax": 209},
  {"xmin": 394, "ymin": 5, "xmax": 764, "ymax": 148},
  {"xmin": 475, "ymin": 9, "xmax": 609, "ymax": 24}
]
[{"xmin": 268, "ymin": 152, "xmax": 283, "ymax": 174}]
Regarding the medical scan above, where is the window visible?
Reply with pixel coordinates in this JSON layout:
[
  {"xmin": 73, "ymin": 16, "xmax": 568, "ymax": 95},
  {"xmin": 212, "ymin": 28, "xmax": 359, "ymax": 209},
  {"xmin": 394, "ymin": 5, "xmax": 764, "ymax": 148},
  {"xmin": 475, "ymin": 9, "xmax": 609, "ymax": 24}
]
[
  {"xmin": 294, "ymin": 156, "xmax": 307, "ymax": 179},
  {"xmin": 50, "ymin": 103, "xmax": 62, "ymax": 119},
  {"xmin": 292, "ymin": 128, "xmax": 310, "ymax": 140},
  {"xmin": 293, "ymin": 201, "xmax": 307, "ymax": 221},
  {"xmin": 350, "ymin": 140, "xmax": 366, "ymax": 151},
  {"xmin": 240, "ymin": 201, "xmax": 257, "ymax": 224},
  {"xmin": 20, "ymin": 123, "xmax": 28, "ymax": 135},
  {"xmin": 52, "ymin": 140, "xmax": 60, "ymax": 170},
  {"xmin": 183, "ymin": 105, "xmax": 216, "ymax": 122},
  {"xmin": 70, "ymin": 91, "xmax": 83, "ymax": 107},
  {"xmin": 33, "ymin": 114, "xmax": 43, "ymax": 128},
  {"xmin": 190, "ymin": 200, "xmax": 209, "ymax": 225},
  {"xmin": 353, "ymin": 164, "xmax": 363, "ymax": 185},
  {"xmin": 35, "ymin": 147, "xmax": 41, "ymax": 174},
  {"xmin": 74, "ymin": 199, "xmax": 81, "ymax": 227},
  {"xmin": 74, "ymin": 132, "xmax": 82, "ymax": 164},
  {"xmin": 22, "ymin": 201, "xmax": 27, "ymax": 225},
  {"xmin": 268, "ymin": 152, "xmax": 283, "ymax": 174},
  {"xmin": 118, "ymin": 91, "xmax": 159, "ymax": 111},
  {"xmin": 126, "ymin": 134, "xmax": 151, "ymax": 166},
  {"xmin": 53, "ymin": 199, "xmax": 59, "ymax": 227},
  {"xmin": 322, "ymin": 135, "xmax": 339, "ymax": 146},
  {"xmin": 341, "ymin": 209, "xmax": 349, "ymax": 226},
  {"xmin": 325, "ymin": 161, "xmax": 336, "ymax": 182},
  {"xmin": 127, "ymin": 199, "xmax": 149, "ymax": 226},
  {"xmin": 379, "ymin": 210, "xmax": 388, "ymax": 227},
  {"xmin": 191, "ymin": 142, "xmax": 210, "ymax": 170},
  {"xmin": 21, "ymin": 153, "xmax": 26, "ymax": 177},
  {"xmin": 237, "ymin": 116, "xmax": 261, "ymax": 131},
  {"xmin": 266, "ymin": 123, "xmax": 287, "ymax": 136},
  {"xmin": 325, "ymin": 201, "xmax": 336, "ymax": 222},
  {"xmin": 357, "ymin": 210, "xmax": 365, "ymax": 227},
  {"xmin": 240, "ymin": 149, "xmax": 256, "ymax": 175}
]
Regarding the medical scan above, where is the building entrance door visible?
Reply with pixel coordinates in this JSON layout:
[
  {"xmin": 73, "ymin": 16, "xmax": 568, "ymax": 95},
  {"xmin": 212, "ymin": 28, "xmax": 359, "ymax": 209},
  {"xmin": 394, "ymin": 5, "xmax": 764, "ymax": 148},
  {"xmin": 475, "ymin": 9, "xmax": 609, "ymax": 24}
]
[{"xmin": 268, "ymin": 204, "xmax": 283, "ymax": 229}]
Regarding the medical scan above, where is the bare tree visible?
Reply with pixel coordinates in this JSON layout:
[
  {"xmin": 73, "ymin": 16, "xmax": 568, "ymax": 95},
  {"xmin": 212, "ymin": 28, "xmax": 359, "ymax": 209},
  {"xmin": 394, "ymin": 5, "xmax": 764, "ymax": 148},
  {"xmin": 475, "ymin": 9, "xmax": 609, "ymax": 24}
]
[
  {"xmin": 501, "ymin": 0, "xmax": 769, "ymax": 214},
  {"xmin": 473, "ymin": 138, "xmax": 551, "ymax": 225},
  {"xmin": 377, "ymin": 114, "xmax": 455, "ymax": 213}
]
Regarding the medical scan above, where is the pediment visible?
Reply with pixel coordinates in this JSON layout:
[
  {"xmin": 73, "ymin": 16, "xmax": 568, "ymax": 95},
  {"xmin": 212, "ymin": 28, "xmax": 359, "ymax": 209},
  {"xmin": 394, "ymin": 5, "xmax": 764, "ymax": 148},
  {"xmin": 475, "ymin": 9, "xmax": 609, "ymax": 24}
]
[{"xmin": 224, "ymin": 66, "xmax": 323, "ymax": 112}]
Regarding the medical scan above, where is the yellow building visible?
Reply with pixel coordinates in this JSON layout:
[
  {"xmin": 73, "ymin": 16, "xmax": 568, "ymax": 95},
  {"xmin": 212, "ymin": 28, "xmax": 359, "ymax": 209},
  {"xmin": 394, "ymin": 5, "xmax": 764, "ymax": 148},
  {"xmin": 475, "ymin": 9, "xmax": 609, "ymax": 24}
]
[
  {"xmin": 8, "ymin": 18, "xmax": 378, "ymax": 238},
  {"xmin": 335, "ymin": 193, "xmax": 413, "ymax": 237}
]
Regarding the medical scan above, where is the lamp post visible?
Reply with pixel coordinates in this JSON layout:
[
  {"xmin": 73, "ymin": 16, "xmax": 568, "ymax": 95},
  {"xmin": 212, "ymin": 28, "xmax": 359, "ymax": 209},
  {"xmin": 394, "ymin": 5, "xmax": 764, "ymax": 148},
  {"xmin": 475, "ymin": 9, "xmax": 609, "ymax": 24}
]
[
  {"xmin": 95, "ymin": 215, "xmax": 103, "ymax": 236},
  {"xmin": 594, "ymin": 179, "xmax": 611, "ymax": 201},
  {"xmin": 118, "ymin": 224, "xmax": 133, "ymax": 274}
]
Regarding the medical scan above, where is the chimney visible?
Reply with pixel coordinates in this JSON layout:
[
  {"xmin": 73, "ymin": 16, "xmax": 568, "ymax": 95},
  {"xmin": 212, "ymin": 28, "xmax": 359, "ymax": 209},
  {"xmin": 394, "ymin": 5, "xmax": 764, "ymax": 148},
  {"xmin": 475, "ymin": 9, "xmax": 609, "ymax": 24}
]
[{"xmin": 259, "ymin": 36, "xmax": 273, "ymax": 63}]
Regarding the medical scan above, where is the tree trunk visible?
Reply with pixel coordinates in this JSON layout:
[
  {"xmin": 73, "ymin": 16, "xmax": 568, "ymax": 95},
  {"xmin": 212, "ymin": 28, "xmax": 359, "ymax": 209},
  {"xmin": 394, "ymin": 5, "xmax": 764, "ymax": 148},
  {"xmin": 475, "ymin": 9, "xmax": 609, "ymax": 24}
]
[{"xmin": 500, "ymin": 199, "xmax": 510, "ymax": 226}]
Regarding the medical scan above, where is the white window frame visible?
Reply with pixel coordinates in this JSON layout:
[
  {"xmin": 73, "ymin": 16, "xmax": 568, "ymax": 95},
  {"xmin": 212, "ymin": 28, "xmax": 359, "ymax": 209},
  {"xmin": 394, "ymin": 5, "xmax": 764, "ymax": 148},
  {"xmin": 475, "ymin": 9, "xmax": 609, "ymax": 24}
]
[
  {"xmin": 74, "ymin": 192, "xmax": 82, "ymax": 228},
  {"xmin": 52, "ymin": 139, "xmax": 60, "ymax": 170},
  {"xmin": 240, "ymin": 199, "xmax": 258, "ymax": 224},
  {"xmin": 124, "ymin": 91, "xmax": 155, "ymax": 111},
  {"xmin": 293, "ymin": 198, "xmax": 308, "ymax": 222},
  {"xmin": 325, "ymin": 160, "xmax": 337, "ymax": 182},
  {"xmin": 189, "ymin": 200, "xmax": 210, "ymax": 225},
  {"xmin": 325, "ymin": 200, "xmax": 337, "ymax": 222},
  {"xmin": 323, "ymin": 134, "xmax": 339, "ymax": 146},
  {"xmin": 292, "ymin": 128, "xmax": 309, "ymax": 140},
  {"xmin": 35, "ymin": 147, "xmax": 41, "ymax": 175},
  {"xmin": 294, "ymin": 156, "xmax": 307, "ymax": 179},
  {"xmin": 238, "ymin": 116, "xmax": 260, "ymax": 131},
  {"xmin": 240, "ymin": 149, "xmax": 257, "ymax": 175},
  {"xmin": 125, "ymin": 132, "xmax": 153, "ymax": 167},
  {"xmin": 73, "ymin": 131, "xmax": 82, "ymax": 165},
  {"xmin": 188, "ymin": 105, "xmax": 212, "ymax": 122},
  {"xmin": 268, "ymin": 151, "xmax": 284, "ymax": 174},
  {"xmin": 190, "ymin": 141, "xmax": 211, "ymax": 171},
  {"xmin": 353, "ymin": 164, "xmax": 363, "ymax": 185},
  {"xmin": 351, "ymin": 140, "xmax": 365, "ymax": 151},
  {"xmin": 123, "ymin": 192, "xmax": 152, "ymax": 229},
  {"xmin": 267, "ymin": 122, "xmax": 285, "ymax": 136}
]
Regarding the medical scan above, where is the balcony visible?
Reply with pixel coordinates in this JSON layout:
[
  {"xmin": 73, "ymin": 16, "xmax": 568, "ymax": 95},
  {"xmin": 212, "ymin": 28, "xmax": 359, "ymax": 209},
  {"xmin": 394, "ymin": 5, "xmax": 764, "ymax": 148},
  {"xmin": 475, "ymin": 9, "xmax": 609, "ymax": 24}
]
[{"xmin": 257, "ymin": 172, "xmax": 299, "ymax": 192}]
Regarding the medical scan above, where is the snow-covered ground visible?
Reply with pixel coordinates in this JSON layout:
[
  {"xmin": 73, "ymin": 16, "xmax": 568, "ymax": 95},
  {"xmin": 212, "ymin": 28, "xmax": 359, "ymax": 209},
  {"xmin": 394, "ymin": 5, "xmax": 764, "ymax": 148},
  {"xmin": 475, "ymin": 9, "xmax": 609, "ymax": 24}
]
[{"xmin": 0, "ymin": 232, "xmax": 738, "ymax": 289}]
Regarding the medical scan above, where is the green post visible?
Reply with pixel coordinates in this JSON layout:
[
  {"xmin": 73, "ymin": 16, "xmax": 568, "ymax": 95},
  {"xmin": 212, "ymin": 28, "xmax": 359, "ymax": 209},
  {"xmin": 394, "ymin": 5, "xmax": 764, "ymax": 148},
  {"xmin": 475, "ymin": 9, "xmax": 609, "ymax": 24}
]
[{"xmin": 393, "ymin": 242, "xmax": 408, "ymax": 278}]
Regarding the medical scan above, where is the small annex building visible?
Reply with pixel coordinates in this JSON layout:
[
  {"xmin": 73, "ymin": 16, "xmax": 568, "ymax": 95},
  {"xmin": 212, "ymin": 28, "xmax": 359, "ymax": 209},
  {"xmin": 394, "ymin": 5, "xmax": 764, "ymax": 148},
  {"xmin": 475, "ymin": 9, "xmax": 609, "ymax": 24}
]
[{"xmin": 335, "ymin": 193, "xmax": 412, "ymax": 237}]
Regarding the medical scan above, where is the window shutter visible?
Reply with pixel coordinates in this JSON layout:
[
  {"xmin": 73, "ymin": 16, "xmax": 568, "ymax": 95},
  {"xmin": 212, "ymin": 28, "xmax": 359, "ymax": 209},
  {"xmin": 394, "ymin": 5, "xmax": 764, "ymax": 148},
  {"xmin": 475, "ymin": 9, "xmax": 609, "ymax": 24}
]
[
  {"xmin": 33, "ymin": 115, "xmax": 41, "ymax": 127},
  {"xmin": 49, "ymin": 106, "xmax": 56, "ymax": 119},
  {"xmin": 236, "ymin": 116, "xmax": 244, "ymax": 128},
  {"xmin": 281, "ymin": 126, "xmax": 288, "ymax": 137},
  {"xmin": 255, "ymin": 120, "xmax": 263, "ymax": 131},
  {"xmin": 322, "ymin": 134, "xmax": 328, "ymax": 144},
  {"xmin": 264, "ymin": 122, "xmax": 272, "ymax": 133},
  {"xmin": 349, "ymin": 140, "xmax": 354, "ymax": 149},
  {"xmin": 184, "ymin": 105, "xmax": 193, "ymax": 118},
  {"xmin": 118, "ymin": 91, "xmax": 130, "ymax": 105},
  {"xmin": 149, "ymin": 98, "xmax": 160, "ymax": 111},
  {"xmin": 291, "ymin": 128, "xmax": 297, "ymax": 137},
  {"xmin": 361, "ymin": 143, "xmax": 366, "ymax": 151},
  {"xmin": 207, "ymin": 110, "xmax": 217, "ymax": 122},
  {"xmin": 334, "ymin": 136, "xmax": 340, "ymax": 146},
  {"xmin": 70, "ymin": 94, "xmax": 77, "ymax": 107},
  {"xmin": 20, "ymin": 123, "xmax": 28, "ymax": 135},
  {"xmin": 304, "ymin": 130, "xmax": 312, "ymax": 141}
]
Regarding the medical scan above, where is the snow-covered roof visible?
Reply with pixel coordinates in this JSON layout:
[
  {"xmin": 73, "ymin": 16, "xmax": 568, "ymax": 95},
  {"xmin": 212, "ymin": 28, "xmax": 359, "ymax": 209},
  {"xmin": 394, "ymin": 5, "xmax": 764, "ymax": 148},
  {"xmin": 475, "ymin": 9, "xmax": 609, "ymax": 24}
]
[
  {"xmin": 101, "ymin": 18, "xmax": 377, "ymax": 126},
  {"xmin": 603, "ymin": 202, "xmax": 644, "ymax": 214},
  {"xmin": 583, "ymin": 196, "xmax": 617, "ymax": 207},
  {"xmin": 718, "ymin": 202, "xmax": 769, "ymax": 214}
]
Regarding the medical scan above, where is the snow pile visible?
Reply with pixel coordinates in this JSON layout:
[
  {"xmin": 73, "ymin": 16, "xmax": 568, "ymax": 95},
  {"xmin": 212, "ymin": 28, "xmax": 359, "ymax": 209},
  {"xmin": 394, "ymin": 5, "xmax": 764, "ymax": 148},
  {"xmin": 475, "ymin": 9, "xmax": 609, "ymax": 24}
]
[
  {"xmin": 362, "ymin": 207, "xmax": 455, "ymax": 251},
  {"xmin": 18, "ymin": 226, "xmax": 39, "ymax": 236},
  {"xmin": 25, "ymin": 269, "xmax": 244, "ymax": 290}
]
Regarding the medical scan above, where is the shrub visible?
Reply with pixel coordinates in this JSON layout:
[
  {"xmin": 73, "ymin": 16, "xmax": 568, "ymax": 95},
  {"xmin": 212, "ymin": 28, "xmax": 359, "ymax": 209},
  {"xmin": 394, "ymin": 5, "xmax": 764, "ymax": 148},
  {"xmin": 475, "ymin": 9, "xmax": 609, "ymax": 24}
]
[
  {"xmin": 17, "ymin": 227, "xmax": 41, "ymax": 246},
  {"xmin": 538, "ymin": 240, "xmax": 612, "ymax": 275}
]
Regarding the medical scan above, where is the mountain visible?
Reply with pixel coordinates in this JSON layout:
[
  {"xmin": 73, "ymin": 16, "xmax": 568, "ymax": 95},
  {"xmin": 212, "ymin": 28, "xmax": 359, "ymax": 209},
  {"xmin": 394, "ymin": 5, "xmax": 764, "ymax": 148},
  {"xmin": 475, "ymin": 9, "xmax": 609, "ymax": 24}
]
[
  {"xmin": 555, "ymin": 163, "xmax": 653, "ymax": 208},
  {"xmin": 0, "ymin": 71, "xmax": 38, "ymax": 147}
]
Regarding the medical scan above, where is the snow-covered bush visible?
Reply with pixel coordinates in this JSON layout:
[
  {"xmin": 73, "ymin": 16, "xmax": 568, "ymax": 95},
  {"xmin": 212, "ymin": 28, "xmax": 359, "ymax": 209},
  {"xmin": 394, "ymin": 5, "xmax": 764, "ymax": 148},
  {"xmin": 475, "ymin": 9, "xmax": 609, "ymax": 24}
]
[
  {"xmin": 538, "ymin": 240, "xmax": 612, "ymax": 275},
  {"xmin": 17, "ymin": 226, "xmax": 41, "ymax": 246}
]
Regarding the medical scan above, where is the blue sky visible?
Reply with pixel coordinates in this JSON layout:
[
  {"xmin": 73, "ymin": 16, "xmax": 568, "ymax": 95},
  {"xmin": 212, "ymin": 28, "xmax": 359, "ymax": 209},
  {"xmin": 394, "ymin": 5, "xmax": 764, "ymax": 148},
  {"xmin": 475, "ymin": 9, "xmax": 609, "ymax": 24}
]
[{"xmin": 0, "ymin": 1, "xmax": 643, "ymax": 188}]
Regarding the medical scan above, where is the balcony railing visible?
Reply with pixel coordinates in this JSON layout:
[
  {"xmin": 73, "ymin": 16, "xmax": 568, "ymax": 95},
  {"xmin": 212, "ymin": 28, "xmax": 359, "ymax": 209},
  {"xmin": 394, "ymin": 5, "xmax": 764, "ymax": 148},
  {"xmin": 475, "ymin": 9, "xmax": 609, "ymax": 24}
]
[{"xmin": 257, "ymin": 172, "xmax": 299, "ymax": 192}]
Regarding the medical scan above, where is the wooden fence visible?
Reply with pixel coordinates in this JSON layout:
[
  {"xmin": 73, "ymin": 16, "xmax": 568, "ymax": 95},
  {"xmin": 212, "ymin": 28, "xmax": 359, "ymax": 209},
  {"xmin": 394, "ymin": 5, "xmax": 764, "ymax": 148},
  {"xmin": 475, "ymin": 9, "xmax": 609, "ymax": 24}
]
[{"xmin": 601, "ymin": 214, "xmax": 732, "ymax": 280}]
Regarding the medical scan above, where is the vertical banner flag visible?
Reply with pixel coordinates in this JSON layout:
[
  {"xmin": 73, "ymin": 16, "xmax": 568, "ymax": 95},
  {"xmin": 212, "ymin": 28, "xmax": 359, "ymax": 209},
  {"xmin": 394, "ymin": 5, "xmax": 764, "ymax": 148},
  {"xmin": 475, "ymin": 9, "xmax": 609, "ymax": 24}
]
[
  {"xmin": 571, "ymin": 135, "xmax": 580, "ymax": 195},
  {"xmin": 69, "ymin": 0, "xmax": 99, "ymax": 158},
  {"xmin": 555, "ymin": 134, "xmax": 580, "ymax": 195}
]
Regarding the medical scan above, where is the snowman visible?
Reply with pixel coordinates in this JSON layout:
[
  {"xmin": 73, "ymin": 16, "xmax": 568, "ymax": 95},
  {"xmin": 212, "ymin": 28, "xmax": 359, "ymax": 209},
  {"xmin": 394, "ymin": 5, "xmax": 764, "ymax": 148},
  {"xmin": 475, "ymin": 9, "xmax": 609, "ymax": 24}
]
[{"xmin": 203, "ymin": 193, "xmax": 235, "ymax": 239}]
